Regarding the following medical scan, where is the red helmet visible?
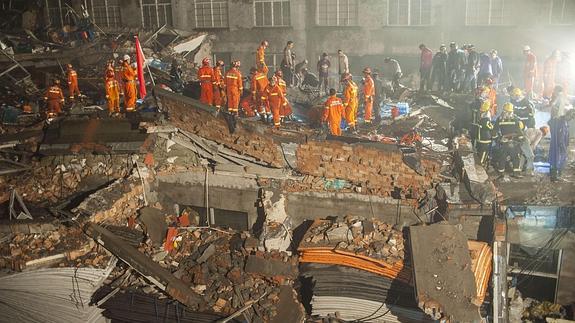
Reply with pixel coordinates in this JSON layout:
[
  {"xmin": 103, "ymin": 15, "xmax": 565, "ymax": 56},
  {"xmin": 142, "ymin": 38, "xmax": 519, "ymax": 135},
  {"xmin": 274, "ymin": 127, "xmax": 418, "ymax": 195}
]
[
  {"xmin": 484, "ymin": 78, "xmax": 494, "ymax": 85},
  {"xmin": 202, "ymin": 57, "xmax": 210, "ymax": 66}
]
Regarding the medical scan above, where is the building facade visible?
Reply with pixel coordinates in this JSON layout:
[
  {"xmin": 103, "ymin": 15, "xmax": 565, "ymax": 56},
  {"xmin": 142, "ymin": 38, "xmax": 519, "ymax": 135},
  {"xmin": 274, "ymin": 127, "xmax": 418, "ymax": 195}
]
[{"xmin": 46, "ymin": 0, "xmax": 575, "ymax": 85}]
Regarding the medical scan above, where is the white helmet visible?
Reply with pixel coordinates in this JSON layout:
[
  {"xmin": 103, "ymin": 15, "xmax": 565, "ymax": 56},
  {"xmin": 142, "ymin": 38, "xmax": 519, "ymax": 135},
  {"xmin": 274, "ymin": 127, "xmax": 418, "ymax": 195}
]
[
  {"xmin": 523, "ymin": 45, "xmax": 531, "ymax": 51},
  {"xmin": 123, "ymin": 54, "xmax": 131, "ymax": 62}
]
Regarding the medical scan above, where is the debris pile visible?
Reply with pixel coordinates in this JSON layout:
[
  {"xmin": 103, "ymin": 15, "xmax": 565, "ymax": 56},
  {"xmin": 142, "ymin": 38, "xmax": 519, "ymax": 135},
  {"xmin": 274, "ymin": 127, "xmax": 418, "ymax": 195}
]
[
  {"xmin": 1, "ymin": 225, "xmax": 110, "ymax": 271},
  {"xmin": 298, "ymin": 217, "xmax": 411, "ymax": 283},
  {"xmin": 144, "ymin": 227, "xmax": 303, "ymax": 322}
]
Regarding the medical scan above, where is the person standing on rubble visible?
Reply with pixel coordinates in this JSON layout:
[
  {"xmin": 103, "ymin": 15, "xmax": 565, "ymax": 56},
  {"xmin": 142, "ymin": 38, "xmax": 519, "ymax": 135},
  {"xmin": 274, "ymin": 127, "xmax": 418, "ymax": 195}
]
[
  {"xmin": 281, "ymin": 41, "xmax": 294, "ymax": 86},
  {"xmin": 342, "ymin": 73, "xmax": 359, "ymax": 132},
  {"xmin": 121, "ymin": 55, "xmax": 137, "ymax": 112},
  {"xmin": 431, "ymin": 45, "xmax": 448, "ymax": 92},
  {"xmin": 275, "ymin": 70, "xmax": 293, "ymax": 121},
  {"xmin": 213, "ymin": 60, "xmax": 225, "ymax": 111},
  {"xmin": 263, "ymin": 75, "xmax": 286, "ymax": 129},
  {"xmin": 362, "ymin": 67, "xmax": 375, "ymax": 124},
  {"xmin": 494, "ymin": 103, "xmax": 525, "ymax": 179},
  {"xmin": 548, "ymin": 85, "xmax": 570, "ymax": 182},
  {"xmin": 322, "ymin": 88, "xmax": 344, "ymax": 136},
  {"xmin": 338, "ymin": 50, "xmax": 349, "ymax": 91},
  {"xmin": 105, "ymin": 68, "xmax": 120, "ymax": 116},
  {"xmin": 66, "ymin": 64, "xmax": 81, "ymax": 100},
  {"xmin": 198, "ymin": 57, "xmax": 215, "ymax": 106},
  {"xmin": 44, "ymin": 79, "xmax": 65, "ymax": 118},
  {"xmin": 419, "ymin": 44, "xmax": 433, "ymax": 92},
  {"xmin": 475, "ymin": 101, "xmax": 494, "ymax": 167},
  {"xmin": 114, "ymin": 59, "xmax": 124, "ymax": 96},
  {"xmin": 490, "ymin": 50, "xmax": 503, "ymax": 89},
  {"xmin": 317, "ymin": 53, "xmax": 331, "ymax": 95},
  {"xmin": 464, "ymin": 44, "xmax": 480, "ymax": 93},
  {"xmin": 225, "ymin": 60, "xmax": 243, "ymax": 115},
  {"xmin": 542, "ymin": 50, "xmax": 560, "ymax": 99},
  {"xmin": 383, "ymin": 58, "xmax": 402, "ymax": 93},
  {"xmin": 510, "ymin": 88, "xmax": 535, "ymax": 129},
  {"xmin": 256, "ymin": 40, "xmax": 269, "ymax": 75},
  {"xmin": 523, "ymin": 45, "xmax": 537, "ymax": 99},
  {"xmin": 250, "ymin": 67, "xmax": 269, "ymax": 121}
]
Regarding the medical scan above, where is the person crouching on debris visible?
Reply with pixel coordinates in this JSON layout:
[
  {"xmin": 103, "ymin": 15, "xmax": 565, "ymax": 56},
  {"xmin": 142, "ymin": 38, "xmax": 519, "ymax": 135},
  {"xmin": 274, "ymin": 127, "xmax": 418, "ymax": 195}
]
[
  {"xmin": 121, "ymin": 55, "xmax": 137, "ymax": 112},
  {"xmin": 213, "ymin": 60, "xmax": 225, "ymax": 111},
  {"xmin": 263, "ymin": 76, "xmax": 286, "ymax": 129},
  {"xmin": 362, "ymin": 67, "xmax": 375, "ymax": 124},
  {"xmin": 225, "ymin": 60, "xmax": 243, "ymax": 115},
  {"xmin": 342, "ymin": 73, "xmax": 358, "ymax": 132},
  {"xmin": 275, "ymin": 70, "xmax": 293, "ymax": 122},
  {"xmin": 44, "ymin": 79, "xmax": 65, "ymax": 118},
  {"xmin": 198, "ymin": 57, "xmax": 215, "ymax": 105},
  {"xmin": 494, "ymin": 103, "xmax": 525, "ymax": 179},
  {"xmin": 322, "ymin": 88, "xmax": 344, "ymax": 136},
  {"xmin": 66, "ymin": 64, "xmax": 81, "ymax": 100},
  {"xmin": 105, "ymin": 69, "xmax": 121, "ymax": 116},
  {"xmin": 475, "ymin": 101, "xmax": 494, "ymax": 167}
]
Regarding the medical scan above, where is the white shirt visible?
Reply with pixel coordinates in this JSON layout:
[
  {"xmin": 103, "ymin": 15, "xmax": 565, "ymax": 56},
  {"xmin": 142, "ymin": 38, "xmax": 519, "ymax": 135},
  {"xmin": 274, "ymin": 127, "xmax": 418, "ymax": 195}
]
[
  {"xmin": 338, "ymin": 54, "xmax": 349, "ymax": 74},
  {"xmin": 524, "ymin": 128, "xmax": 543, "ymax": 150}
]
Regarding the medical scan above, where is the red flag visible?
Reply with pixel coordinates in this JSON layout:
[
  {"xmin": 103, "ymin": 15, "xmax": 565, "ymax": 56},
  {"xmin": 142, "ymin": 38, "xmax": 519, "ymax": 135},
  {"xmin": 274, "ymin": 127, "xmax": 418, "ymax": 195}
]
[{"xmin": 135, "ymin": 36, "xmax": 147, "ymax": 99}]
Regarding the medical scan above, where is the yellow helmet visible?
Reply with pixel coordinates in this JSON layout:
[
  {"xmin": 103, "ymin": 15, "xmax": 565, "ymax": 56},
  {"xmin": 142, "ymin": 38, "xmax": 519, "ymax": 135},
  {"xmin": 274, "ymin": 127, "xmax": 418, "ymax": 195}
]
[
  {"xmin": 503, "ymin": 102, "xmax": 514, "ymax": 113},
  {"xmin": 480, "ymin": 101, "xmax": 491, "ymax": 112},
  {"xmin": 511, "ymin": 88, "xmax": 523, "ymax": 97}
]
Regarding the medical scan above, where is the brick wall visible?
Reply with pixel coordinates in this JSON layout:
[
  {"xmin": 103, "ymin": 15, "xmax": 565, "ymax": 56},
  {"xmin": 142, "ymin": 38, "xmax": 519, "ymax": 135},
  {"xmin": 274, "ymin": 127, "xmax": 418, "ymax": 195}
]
[
  {"xmin": 296, "ymin": 140, "xmax": 441, "ymax": 198},
  {"xmin": 159, "ymin": 94, "xmax": 285, "ymax": 168}
]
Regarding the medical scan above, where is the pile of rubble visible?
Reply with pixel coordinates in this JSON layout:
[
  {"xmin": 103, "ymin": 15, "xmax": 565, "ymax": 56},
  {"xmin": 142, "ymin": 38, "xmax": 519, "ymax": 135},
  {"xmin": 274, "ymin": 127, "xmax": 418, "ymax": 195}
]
[
  {"xmin": 1, "ymin": 154, "xmax": 131, "ymax": 204},
  {"xmin": 298, "ymin": 216, "xmax": 410, "ymax": 283},
  {"xmin": 140, "ymin": 227, "xmax": 302, "ymax": 322},
  {"xmin": 1, "ymin": 225, "xmax": 110, "ymax": 271}
]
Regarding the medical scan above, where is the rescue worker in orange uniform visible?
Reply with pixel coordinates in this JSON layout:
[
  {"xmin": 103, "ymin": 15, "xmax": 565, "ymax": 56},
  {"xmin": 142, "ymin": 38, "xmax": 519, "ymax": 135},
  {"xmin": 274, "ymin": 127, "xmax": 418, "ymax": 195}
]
[
  {"xmin": 115, "ymin": 59, "xmax": 124, "ymax": 96},
  {"xmin": 275, "ymin": 70, "xmax": 293, "ymax": 121},
  {"xmin": 122, "ymin": 54, "xmax": 137, "ymax": 112},
  {"xmin": 322, "ymin": 88, "xmax": 345, "ymax": 136},
  {"xmin": 44, "ymin": 79, "xmax": 65, "ymax": 118},
  {"xmin": 66, "ymin": 64, "xmax": 81, "ymax": 100},
  {"xmin": 523, "ymin": 45, "xmax": 537, "ymax": 98},
  {"xmin": 225, "ymin": 60, "xmax": 243, "ymax": 115},
  {"xmin": 263, "ymin": 76, "xmax": 286, "ymax": 129},
  {"xmin": 105, "ymin": 60, "xmax": 115, "ymax": 79},
  {"xmin": 250, "ymin": 67, "xmax": 269, "ymax": 120},
  {"xmin": 212, "ymin": 60, "xmax": 225, "ymax": 110},
  {"xmin": 341, "ymin": 73, "xmax": 359, "ymax": 131},
  {"xmin": 363, "ymin": 67, "xmax": 375, "ymax": 123},
  {"xmin": 256, "ymin": 40, "xmax": 269, "ymax": 75},
  {"xmin": 198, "ymin": 57, "xmax": 215, "ymax": 105},
  {"xmin": 105, "ymin": 69, "xmax": 121, "ymax": 115}
]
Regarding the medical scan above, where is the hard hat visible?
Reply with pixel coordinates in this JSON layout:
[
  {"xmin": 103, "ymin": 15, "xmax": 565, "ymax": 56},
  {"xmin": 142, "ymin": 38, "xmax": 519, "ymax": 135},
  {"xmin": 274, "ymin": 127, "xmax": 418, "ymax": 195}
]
[
  {"xmin": 233, "ymin": 60, "xmax": 241, "ymax": 67},
  {"xmin": 363, "ymin": 67, "xmax": 371, "ymax": 74},
  {"xmin": 216, "ymin": 60, "xmax": 224, "ymax": 66},
  {"xmin": 484, "ymin": 78, "xmax": 494, "ymax": 85},
  {"xmin": 340, "ymin": 72, "xmax": 351, "ymax": 82},
  {"xmin": 523, "ymin": 45, "xmax": 531, "ymax": 51},
  {"xmin": 270, "ymin": 75, "xmax": 277, "ymax": 84},
  {"xmin": 503, "ymin": 102, "xmax": 514, "ymax": 113},
  {"xmin": 123, "ymin": 54, "xmax": 130, "ymax": 61},
  {"xmin": 106, "ymin": 69, "xmax": 114, "ymax": 78},
  {"xmin": 275, "ymin": 70, "xmax": 283, "ymax": 77},
  {"xmin": 511, "ymin": 88, "xmax": 523, "ymax": 97},
  {"xmin": 480, "ymin": 101, "xmax": 491, "ymax": 112},
  {"xmin": 202, "ymin": 57, "xmax": 210, "ymax": 66},
  {"xmin": 261, "ymin": 40, "xmax": 268, "ymax": 46},
  {"xmin": 66, "ymin": 63, "xmax": 72, "ymax": 69},
  {"xmin": 53, "ymin": 79, "xmax": 60, "ymax": 85},
  {"xmin": 540, "ymin": 126, "xmax": 549, "ymax": 136}
]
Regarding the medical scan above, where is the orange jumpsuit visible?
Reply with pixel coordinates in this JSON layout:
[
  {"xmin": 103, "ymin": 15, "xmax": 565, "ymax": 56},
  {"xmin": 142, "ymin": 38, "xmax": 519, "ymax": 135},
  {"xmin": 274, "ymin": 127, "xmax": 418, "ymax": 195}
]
[
  {"xmin": 225, "ymin": 68, "xmax": 243, "ymax": 113},
  {"xmin": 67, "ymin": 69, "xmax": 81, "ymax": 99},
  {"xmin": 343, "ymin": 80, "xmax": 359, "ymax": 128},
  {"xmin": 523, "ymin": 52, "xmax": 537, "ymax": 96},
  {"xmin": 323, "ymin": 95, "xmax": 344, "ymax": 136},
  {"xmin": 198, "ymin": 65, "xmax": 214, "ymax": 105},
  {"xmin": 213, "ymin": 66, "xmax": 225, "ymax": 109},
  {"xmin": 277, "ymin": 77, "xmax": 293, "ymax": 118},
  {"xmin": 487, "ymin": 87, "xmax": 497, "ymax": 117},
  {"xmin": 44, "ymin": 85, "xmax": 64, "ymax": 117},
  {"xmin": 122, "ymin": 62, "xmax": 137, "ymax": 111},
  {"xmin": 363, "ymin": 75, "xmax": 375, "ymax": 122},
  {"xmin": 256, "ymin": 45, "xmax": 268, "ymax": 74},
  {"xmin": 542, "ymin": 56, "xmax": 558, "ymax": 98},
  {"xmin": 240, "ymin": 95, "xmax": 257, "ymax": 117},
  {"xmin": 264, "ymin": 83, "xmax": 286, "ymax": 128},
  {"xmin": 105, "ymin": 77, "xmax": 121, "ymax": 113},
  {"xmin": 251, "ymin": 72, "xmax": 269, "ymax": 114},
  {"xmin": 115, "ymin": 64, "xmax": 124, "ymax": 95}
]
